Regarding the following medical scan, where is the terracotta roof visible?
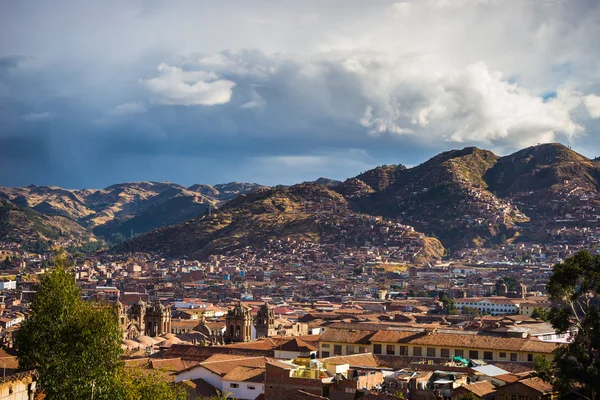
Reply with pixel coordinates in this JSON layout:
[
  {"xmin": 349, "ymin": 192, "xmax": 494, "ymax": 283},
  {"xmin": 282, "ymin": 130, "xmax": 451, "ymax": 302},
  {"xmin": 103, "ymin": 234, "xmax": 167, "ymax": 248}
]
[
  {"xmin": 282, "ymin": 390, "xmax": 328, "ymax": 400},
  {"xmin": 319, "ymin": 328, "xmax": 375, "ymax": 344},
  {"xmin": 279, "ymin": 338, "xmax": 317, "ymax": 352},
  {"xmin": 515, "ymin": 377, "xmax": 554, "ymax": 394},
  {"xmin": 183, "ymin": 378, "xmax": 219, "ymax": 397},
  {"xmin": 459, "ymin": 380, "xmax": 496, "ymax": 396},
  {"xmin": 493, "ymin": 373, "xmax": 520, "ymax": 383},
  {"xmin": 195, "ymin": 356, "xmax": 267, "ymax": 376},
  {"xmin": 162, "ymin": 344, "xmax": 273, "ymax": 361},
  {"xmin": 318, "ymin": 353, "xmax": 379, "ymax": 367},
  {"xmin": 221, "ymin": 366, "xmax": 265, "ymax": 383}
]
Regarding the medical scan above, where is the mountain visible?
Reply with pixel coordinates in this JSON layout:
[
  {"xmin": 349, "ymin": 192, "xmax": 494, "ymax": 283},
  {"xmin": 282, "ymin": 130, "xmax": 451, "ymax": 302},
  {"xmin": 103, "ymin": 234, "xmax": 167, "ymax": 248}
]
[
  {"xmin": 115, "ymin": 183, "xmax": 445, "ymax": 263},
  {"xmin": 0, "ymin": 181, "xmax": 266, "ymax": 244},
  {"xmin": 338, "ymin": 148, "xmax": 527, "ymax": 247},
  {"xmin": 0, "ymin": 199, "xmax": 95, "ymax": 252},
  {"xmin": 4, "ymin": 142, "xmax": 598, "ymax": 256}
]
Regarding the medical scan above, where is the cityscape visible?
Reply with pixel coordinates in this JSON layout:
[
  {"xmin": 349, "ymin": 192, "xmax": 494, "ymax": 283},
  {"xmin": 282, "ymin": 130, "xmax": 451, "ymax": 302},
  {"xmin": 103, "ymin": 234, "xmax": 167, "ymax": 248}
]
[{"xmin": 1, "ymin": 1, "xmax": 600, "ymax": 399}]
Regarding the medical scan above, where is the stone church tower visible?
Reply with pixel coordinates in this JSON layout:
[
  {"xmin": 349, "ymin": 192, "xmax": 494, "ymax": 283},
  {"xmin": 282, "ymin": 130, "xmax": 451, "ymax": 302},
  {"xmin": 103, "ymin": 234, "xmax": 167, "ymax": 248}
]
[
  {"xmin": 116, "ymin": 299, "xmax": 170, "ymax": 339},
  {"xmin": 255, "ymin": 302, "xmax": 276, "ymax": 338},
  {"xmin": 145, "ymin": 301, "xmax": 171, "ymax": 337},
  {"xmin": 225, "ymin": 302, "xmax": 253, "ymax": 342}
]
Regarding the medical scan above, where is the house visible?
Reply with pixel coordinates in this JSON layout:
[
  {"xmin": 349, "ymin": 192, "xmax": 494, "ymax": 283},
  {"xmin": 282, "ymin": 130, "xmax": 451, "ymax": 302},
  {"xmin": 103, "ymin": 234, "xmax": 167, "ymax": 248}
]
[
  {"xmin": 491, "ymin": 377, "xmax": 557, "ymax": 400},
  {"xmin": 452, "ymin": 380, "xmax": 496, "ymax": 399},
  {"xmin": 175, "ymin": 355, "xmax": 267, "ymax": 400},
  {"xmin": 319, "ymin": 327, "xmax": 557, "ymax": 363}
]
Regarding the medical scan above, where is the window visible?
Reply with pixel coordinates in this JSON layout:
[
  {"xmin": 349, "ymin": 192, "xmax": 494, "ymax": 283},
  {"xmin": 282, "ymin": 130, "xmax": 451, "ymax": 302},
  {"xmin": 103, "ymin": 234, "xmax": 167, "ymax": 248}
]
[
  {"xmin": 427, "ymin": 348, "xmax": 436, "ymax": 357},
  {"xmin": 510, "ymin": 353, "xmax": 518, "ymax": 362},
  {"xmin": 230, "ymin": 383, "xmax": 239, "ymax": 388},
  {"xmin": 469, "ymin": 350, "xmax": 478, "ymax": 359},
  {"xmin": 455, "ymin": 349, "xmax": 464, "ymax": 357},
  {"xmin": 499, "ymin": 352, "xmax": 506, "ymax": 358},
  {"xmin": 400, "ymin": 346, "xmax": 409, "ymax": 356},
  {"xmin": 322, "ymin": 351, "xmax": 330, "ymax": 358},
  {"xmin": 386, "ymin": 345, "xmax": 395, "ymax": 355},
  {"xmin": 334, "ymin": 345, "xmax": 342, "ymax": 356},
  {"xmin": 373, "ymin": 344, "xmax": 382, "ymax": 354},
  {"xmin": 511, "ymin": 395, "xmax": 517, "ymax": 400},
  {"xmin": 359, "ymin": 346, "xmax": 367, "ymax": 353},
  {"xmin": 440, "ymin": 348, "xmax": 450, "ymax": 358},
  {"xmin": 322, "ymin": 343, "xmax": 330, "ymax": 348},
  {"xmin": 413, "ymin": 347, "xmax": 422, "ymax": 356},
  {"xmin": 347, "ymin": 345, "xmax": 355, "ymax": 355},
  {"xmin": 484, "ymin": 351, "xmax": 493, "ymax": 360},
  {"xmin": 527, "ymin": 353, "xmax": 533, "ymax": 362},
  {"xmin": 247, "ymin": 386, "xmax": 256, "ymax": 390}
]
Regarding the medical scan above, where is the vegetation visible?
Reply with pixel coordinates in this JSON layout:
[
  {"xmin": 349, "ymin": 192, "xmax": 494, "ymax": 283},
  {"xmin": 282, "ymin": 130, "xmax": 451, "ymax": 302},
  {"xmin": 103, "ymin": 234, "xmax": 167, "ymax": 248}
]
[
  {"xmin": 14, "ymin": 252, "xmax": 185, "ymax": 400},
  {"xmin": 530, "ymin": 307, "xmax": 550, "ymax": 321},
  {"xmin": 535, "ymin": 251, "xmax": 600, "ymax": 399}
]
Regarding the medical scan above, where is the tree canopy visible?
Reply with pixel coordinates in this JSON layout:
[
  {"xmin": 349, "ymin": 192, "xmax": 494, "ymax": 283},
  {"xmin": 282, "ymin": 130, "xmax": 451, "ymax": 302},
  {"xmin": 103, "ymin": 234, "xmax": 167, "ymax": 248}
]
[
  {"xmin": 536, "ymin": 250, "xmax": 600, "ymax": 400},
  {"xmin": 15, "ymin": 252, "xmax": 185, "ymax": 400}
]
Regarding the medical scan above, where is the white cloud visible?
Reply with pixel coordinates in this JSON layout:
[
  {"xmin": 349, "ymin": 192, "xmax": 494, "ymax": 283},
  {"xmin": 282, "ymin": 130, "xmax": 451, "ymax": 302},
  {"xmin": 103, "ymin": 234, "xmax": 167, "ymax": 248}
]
[
  {"xmin": 158, "ymin": 50, "xmax": 585, "ymax": 149},
  {"xmin": 585, "ymin": 95, "xmax": 600, "ymax": 119},
  {"xmin": 22, "ymin": 112, "xmax": 53, "ymax": 121},
  {"xmin": 110, "ymin": 102, "xmax": 147, "ymax": 116},
  {"xmin": 141, "ymin": 63, "xmax": 236, "ymax": 106}
]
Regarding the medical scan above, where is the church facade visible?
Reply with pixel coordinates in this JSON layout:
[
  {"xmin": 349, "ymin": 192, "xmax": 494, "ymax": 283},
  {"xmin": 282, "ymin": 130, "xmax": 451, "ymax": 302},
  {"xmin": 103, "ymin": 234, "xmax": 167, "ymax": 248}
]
[
  {"xmin": 221, "ymin": 302, "xmax": 308, "ymax": 343},
  {"xmin": 116, "ymin": 299, "xmax": 172, "ymax": 339}
]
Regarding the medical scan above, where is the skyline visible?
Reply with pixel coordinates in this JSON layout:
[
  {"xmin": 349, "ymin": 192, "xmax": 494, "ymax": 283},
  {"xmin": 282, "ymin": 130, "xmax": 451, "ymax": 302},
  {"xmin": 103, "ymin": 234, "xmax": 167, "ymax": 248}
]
[{"xmin": 1, "ymin": 0, "xmax": 600, "ymax": 188}]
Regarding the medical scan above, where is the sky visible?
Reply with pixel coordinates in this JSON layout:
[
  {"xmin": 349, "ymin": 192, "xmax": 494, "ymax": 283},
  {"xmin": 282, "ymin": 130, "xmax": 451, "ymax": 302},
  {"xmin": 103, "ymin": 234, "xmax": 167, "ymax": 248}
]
[{"xmin": 1, "ymin": 0, "xmax": 600, "ymax": 188}]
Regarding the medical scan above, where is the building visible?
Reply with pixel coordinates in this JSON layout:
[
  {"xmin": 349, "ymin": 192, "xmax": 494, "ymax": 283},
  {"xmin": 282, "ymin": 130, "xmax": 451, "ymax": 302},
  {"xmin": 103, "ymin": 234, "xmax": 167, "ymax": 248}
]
[
  {"xmin": 491, "ymin": 377, "xmax": 557, "ymax": 399},
  {"xmin": 0, "ymin": 370, "xmax": 38, "ymax": 400},
  {"xmin": 116, "ymin": 299, "xmax": 172, "ymax": 339},
  {"xmin": 225, "ymin": 303, "xmax": 254, "ymax": 342},
  {"xmin": 0, "ymin": 281, "xmax": 16, "ymax": 291},
  {"xmin": 454, "ymin": 298, "xmax": 519, "ymax": 315},
  {"xmin": 319, "ymin": 327, "xmax": 557, "ymax": 363}
]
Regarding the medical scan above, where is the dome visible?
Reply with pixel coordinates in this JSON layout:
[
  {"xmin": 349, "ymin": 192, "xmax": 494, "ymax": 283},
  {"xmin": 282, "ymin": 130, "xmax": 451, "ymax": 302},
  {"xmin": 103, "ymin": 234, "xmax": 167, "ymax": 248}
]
[
  {"xmin": 135, "ymin": 335, "xmax": 159, "ymax": 347},
  {"xmin": 122, "ymin": 339, "xmax": 140, "ymax": 350}
]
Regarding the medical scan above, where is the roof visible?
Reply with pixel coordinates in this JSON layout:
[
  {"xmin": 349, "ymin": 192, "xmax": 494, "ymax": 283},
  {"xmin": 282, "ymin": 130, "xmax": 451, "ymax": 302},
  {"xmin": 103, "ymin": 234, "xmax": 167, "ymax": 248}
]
[
  {"xmin": 471, "ymin": 364, "xmax": 510, "ymax": 377},
  {"xmin": 180, "ymin": 356, "xmax": 267, "ymax": 377},
  {"xmin": 221, "ymin": 366, "xmax": 265, "ymax": 383},
  {"xmin": 513, "ymin": 377, "xmax": 554, "ymax": 394},
  {"xmin": 279, "ymin": 338, "xmax": 318, "ymax": 352},
  {"xmin": 457, "ymin": 380, "xmax": 496, "ymax": 396},
  {"xmin": 322, "ymin": 328, "xmax": 558, "ymax": 353},
  {"xmin": 317, "ymin": 353, "xmax": 379, "ymax": 368},
  {"xmin": 319, "ymin": 328, "xmax": 375, "ymax": 344}
]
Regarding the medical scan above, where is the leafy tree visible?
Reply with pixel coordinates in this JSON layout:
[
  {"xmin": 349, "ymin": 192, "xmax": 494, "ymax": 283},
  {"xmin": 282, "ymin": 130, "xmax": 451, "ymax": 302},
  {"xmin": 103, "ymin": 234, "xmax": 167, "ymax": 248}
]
[
  {"xmin": 461, "ymin": 306, "xmax": 480, "ymax": 316},
  {"xmin": 15, "ymin": 252, "xmax": 185, "ymax": 400},
  {"xmin": 118, "ymin": 367, "xmax": 186, "ymax": 400},
  {"xmin": 15, "ymin": 253, "xmax": 123, "ymax": 399},
  {"xmin": 502, "ymin": 276, "xmax": 518, "ymax": 291},
  {"xmin": 535, "ymin": 251, "xmax": 600, "ymax": 400},
  {"xmin": 456, "ymin": 393, "xmax": 478, "ymax": 400},
  {"xmin": 531, "ymin": 307, "xmax": 550, "ymax": 321}
]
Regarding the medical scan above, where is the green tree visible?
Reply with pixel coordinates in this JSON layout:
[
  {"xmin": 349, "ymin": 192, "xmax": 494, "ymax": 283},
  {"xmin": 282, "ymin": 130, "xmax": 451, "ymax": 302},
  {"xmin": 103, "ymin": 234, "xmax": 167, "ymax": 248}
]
[
  {"xmin": 461, "ymin": 306, "xmax": 480, "ymax": 316},
  {"xmin": 531, "ymin": 307, "xmax": 550, "ymax": 321},
  {"xmin": 118, "ymin": 367, "xmax": 186, "ymax": 400},
  {"xmin": 15, "ymin": 253, "xmax": 185, "ymax": 400},
  {"xmin": 535, "ymin": 251, "xmax": 600, "ymax": 400},
  {"xmin": 15, "ymin": 254, "xmax": 123, "ymax": 399}
]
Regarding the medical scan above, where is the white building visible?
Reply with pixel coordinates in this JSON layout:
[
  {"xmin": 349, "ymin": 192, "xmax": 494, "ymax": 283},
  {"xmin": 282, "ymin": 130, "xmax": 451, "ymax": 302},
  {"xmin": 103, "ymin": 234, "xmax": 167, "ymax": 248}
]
[
  {"xmin": 0, "ymin": 280, "xmax": 16, "ymax": 291},
  {"xmin": 176, "ymin": 355, "xmax": 266, "ymax": 400},
  {"xmin": 455, "ymin": 298, "xmax": 519, "ymax": 315}
]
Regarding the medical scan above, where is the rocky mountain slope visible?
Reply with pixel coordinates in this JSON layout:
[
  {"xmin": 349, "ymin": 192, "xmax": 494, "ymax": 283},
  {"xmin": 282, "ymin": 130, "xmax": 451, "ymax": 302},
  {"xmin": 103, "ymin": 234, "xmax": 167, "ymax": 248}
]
[
  {"xmin": 116, "ymin": 183, "xmax": 445, "ymax": 263},
  {"xmin": 0, "ymin": 181, "xmax": 266, "ymax": 244},
  {"xmin": 0, "ymin": 199, "xmax": 95, "ymax": 252},
  {"xmin": 3, "ymin": 142, "xmax": 598, "ymax": 257}
]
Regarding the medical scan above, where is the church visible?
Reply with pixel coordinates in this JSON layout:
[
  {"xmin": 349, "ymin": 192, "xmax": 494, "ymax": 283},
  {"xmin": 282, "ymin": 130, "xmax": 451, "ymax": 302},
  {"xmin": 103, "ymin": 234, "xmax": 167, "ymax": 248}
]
[
  {"xmin": 200, "ymin": 301, "xmax": 308, "ymax": 343},
  {"xmin": 116, "ymin": 299, "xmax": 172, "ymax": 339}
]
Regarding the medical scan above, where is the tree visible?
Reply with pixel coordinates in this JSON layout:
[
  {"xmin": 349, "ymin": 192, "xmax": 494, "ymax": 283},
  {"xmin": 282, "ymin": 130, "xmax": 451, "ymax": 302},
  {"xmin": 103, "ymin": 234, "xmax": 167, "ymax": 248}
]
[
  {"xmin": 461, "ymin": 306, "xmax": 480, "ymax": 316},
  {"xmin": 15, "ymin": 253, "xmax": 123, "ymax": 399},
  {"xmin": 535, "ymin": 250, "xmax": 600, "ymax": 400},
  {"xmin": 15, "ymin": 252, "xmax": 185, "ymax": 400},
  {"xmin": 118, "ymin": 367, "xmax": 186, "ymax": 400},
  {"xmin": 531, "ymin": 307, "xmax": 550, "ymax": 321}
]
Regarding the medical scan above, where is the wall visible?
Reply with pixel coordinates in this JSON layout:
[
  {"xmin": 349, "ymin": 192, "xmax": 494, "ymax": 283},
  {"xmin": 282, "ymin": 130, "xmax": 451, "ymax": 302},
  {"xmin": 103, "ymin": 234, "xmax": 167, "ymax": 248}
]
[{"xmin": 223, "ymin": 381, "xmax": 264, "ymax": 400}]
